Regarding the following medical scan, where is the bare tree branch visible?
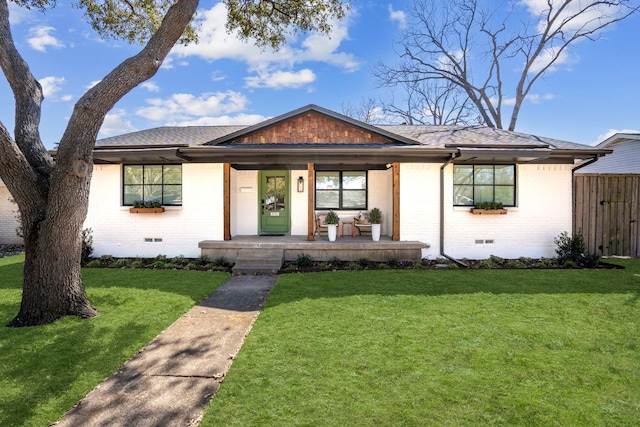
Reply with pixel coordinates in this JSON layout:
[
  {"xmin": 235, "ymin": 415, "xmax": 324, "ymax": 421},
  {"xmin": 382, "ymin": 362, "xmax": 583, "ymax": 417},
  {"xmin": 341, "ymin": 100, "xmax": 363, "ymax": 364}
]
[{"xmin": 374, "ymin": 0, "xmax": 640, "ymax": 130}]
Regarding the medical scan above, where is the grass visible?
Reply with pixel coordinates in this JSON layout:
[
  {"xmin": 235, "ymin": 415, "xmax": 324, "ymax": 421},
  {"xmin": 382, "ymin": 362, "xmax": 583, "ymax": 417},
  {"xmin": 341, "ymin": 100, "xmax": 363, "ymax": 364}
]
[
  {"xmin": 0, "ymin": 255, "xmax": 229, "ymax": 427},
  {"xmin": 202, "ymin": 259, "xmax": 640, "ymax": 426}
]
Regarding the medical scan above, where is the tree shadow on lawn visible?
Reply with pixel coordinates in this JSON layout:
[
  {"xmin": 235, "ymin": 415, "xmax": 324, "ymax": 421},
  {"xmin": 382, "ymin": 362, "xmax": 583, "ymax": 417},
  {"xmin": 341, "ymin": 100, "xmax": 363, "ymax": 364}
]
[
  {"xmin": 0, "ymin": 256, "xmax": 230, "ymax": 426},
  {"xmin": 0, "ymin": 316, "xmax": 160, "ymax": 426},
  {"xmin": 268, "ymin": 259, "xmax": 640, "ymax": 307}
]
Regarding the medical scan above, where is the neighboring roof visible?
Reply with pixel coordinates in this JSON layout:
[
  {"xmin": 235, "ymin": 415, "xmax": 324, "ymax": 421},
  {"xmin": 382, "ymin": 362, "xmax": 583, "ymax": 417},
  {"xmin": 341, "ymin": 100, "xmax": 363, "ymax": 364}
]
[
  {"xmin": 576, "ymin": 133, "xmax": 640, "ymax": 174},
  {"xmin": 91, "ymin": 105, "xmax": 609, "ymax": 165}
]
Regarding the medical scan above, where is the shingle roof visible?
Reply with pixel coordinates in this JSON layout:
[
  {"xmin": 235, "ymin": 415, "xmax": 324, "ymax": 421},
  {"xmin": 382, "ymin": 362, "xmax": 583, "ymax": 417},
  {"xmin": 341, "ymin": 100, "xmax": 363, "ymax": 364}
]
[
  {"xmin": 95, "ymin": 126, "xmax": 246, "ymax": 148},
  {"xmin": 377, "ymin": 125, "xmax": 590, "ymax": 150}
]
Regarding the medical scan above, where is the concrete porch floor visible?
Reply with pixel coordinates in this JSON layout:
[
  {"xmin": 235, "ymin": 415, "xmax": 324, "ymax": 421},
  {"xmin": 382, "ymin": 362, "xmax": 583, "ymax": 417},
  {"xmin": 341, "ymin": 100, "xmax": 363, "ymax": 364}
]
[{"xmin": 199, "ymin": 235, "xmax": 428, "ymax": 263}]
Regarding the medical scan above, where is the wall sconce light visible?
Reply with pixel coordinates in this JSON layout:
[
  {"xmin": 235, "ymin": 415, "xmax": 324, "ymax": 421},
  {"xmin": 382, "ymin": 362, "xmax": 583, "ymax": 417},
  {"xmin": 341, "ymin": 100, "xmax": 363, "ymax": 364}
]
[{"xmin": 297, "ymin": 176, "xmax": 304, "ymax": 192}]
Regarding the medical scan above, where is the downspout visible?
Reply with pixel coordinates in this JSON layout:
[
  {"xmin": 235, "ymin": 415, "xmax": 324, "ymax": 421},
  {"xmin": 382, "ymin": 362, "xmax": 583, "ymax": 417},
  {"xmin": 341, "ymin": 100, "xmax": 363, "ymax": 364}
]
[{"xmin": 440, "ymin": 153, "xmax": 468, "ymax": 267}]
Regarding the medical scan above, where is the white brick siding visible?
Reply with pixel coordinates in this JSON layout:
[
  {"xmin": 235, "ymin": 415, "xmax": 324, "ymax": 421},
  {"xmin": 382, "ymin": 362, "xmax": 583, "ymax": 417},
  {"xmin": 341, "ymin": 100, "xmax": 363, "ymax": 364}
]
[
  {"xmin": 85, "ymin": 164, "xmax": 224, "ymax": 258},
  {"xmin": 85, "ymin": 162, "xmax": 573, "ymax": 259},
  {"xmin": 0, "ymin": 184, "xmax": 23, "ymax": 245},
  {"xmin": 399, "ymin": 163, "xmax": 573, "ymax": 259}
]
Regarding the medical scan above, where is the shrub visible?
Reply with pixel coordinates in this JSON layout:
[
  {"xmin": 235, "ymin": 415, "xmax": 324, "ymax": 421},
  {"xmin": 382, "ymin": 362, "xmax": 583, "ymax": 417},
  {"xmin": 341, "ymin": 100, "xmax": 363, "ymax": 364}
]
[
  {"xmin": 294, "ymin": 253, "xmax": 314, "ymax": 269},
  {"xmin": 131, "ymin": 260, "xmax": 144, "ymax": 269},
  {"xmin": 554, "ymin": 231, "xmax": 600, "ymax": 267},
  {"xmin": 212, "ymin": 256, "xmax": 230, "ymax": 267},
  {"xmin": 154, "ymin": 254, "xmax": 168, "ymax": 262},
  {"xmin": 185, "ymin": 262, "xmax": 198, "ymax": 270},
  {"xmin": 328, "ymin": 257, "xmax": 342, "ymax": 267},
  {"xmin": 152, "ymin": 261, "xmax": 166, "ymax": 269},
  {"xmin": 357, "ymin": 258, "xmax": 370, "ymax": 267},
  {"xmin": 478, "ymin": 259, "xmax": 494, "ymax": 269},
  {"xmin": 489, "ymin": 255, "xmax": 505, "ymax": 266},
  {"xmin": 386, "ymin": 257, "xmax": 399, "ymax": 267},
  {"xmin": 112, "ymin": 258, "xmax": 130, "ymax": 269},
  {"xmin": 377, "ymin": 263, "xmax": 389, "ymax": 269},
  {"xmin": 85, "ymin": 260, "xmax": 101, "ymax": 268},
  {"xmin": 411, "ymin": 262, "xmax": 424, "ymax": 269},
  {"xmin": 171, "ymin": 255, "xmax": 188, "ymax": 266},
  {"xmin": 347, "ymin": 262, "xmax": 361, "ymax": 270},
  {"xmin": 99, "ymin": 255, "xmax": 114, "ymax": 266},
  {"xmin": 81, "ymin": 228, "xmax": 94, "ymax": 266}
]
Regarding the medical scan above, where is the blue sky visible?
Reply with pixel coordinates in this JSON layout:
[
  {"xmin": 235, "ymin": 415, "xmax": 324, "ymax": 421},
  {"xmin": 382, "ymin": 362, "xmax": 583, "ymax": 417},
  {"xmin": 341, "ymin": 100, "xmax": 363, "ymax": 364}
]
[{"xmin": 2, "ymin": 0, "xmax": 639, "ymax": 149}]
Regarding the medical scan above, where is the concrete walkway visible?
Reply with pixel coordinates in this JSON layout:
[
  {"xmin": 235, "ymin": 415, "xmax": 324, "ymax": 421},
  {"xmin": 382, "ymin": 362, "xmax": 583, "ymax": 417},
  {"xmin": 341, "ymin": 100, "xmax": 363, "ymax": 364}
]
[{"xmin": 55, "ymin": 274, "xmax": 277, "ymax": 427}]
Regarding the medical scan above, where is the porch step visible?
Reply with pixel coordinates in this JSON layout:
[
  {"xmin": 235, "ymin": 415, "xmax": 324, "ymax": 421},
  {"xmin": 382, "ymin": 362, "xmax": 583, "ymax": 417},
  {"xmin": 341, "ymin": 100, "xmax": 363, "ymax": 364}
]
[{"xmin": 232, "ymin": 248, "xmax": 284, "ymax": 275}]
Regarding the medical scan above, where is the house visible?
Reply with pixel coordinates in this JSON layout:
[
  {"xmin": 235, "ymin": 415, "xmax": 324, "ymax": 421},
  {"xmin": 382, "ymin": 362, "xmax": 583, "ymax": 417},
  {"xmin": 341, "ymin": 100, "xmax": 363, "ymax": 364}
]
[
  {"xmin": 574, "ymin": 132, "xmax": 640, "ymax": 257},
  {"xmin": 0, "ymin": 178, "xmax": 22, "ymax": 245},
  {"xmin": 84, "ymin": 104, "xmax": 607, "ymax": 262}
]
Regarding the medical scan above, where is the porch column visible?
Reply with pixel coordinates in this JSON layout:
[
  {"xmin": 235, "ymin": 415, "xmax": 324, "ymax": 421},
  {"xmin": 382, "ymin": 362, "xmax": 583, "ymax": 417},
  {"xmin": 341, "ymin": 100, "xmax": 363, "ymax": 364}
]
[
  {"xmin": 223, "ymin": 163, "xmax": 231, "ymax": 241},
  {"xmin": 307, "ymin": 162, "xmax": 315, "ymax": 241},
  {"xmin": 392, "ymin": 162, "xmax": 400, "ymax": 241}
]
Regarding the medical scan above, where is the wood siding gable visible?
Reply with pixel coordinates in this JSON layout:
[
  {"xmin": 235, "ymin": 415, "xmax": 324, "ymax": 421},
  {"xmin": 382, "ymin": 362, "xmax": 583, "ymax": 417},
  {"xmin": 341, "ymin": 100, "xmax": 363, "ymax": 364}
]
[{"xmin": 223, "ymin": 111, "xmax": 395, "ymax": 145}]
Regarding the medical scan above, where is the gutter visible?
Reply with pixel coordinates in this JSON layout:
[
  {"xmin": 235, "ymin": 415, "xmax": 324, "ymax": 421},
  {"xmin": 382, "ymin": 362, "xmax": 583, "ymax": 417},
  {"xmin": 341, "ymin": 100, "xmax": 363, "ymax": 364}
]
[{"xmin": 440, "ymin": 153, "xmax": 468, "ymax": 268}]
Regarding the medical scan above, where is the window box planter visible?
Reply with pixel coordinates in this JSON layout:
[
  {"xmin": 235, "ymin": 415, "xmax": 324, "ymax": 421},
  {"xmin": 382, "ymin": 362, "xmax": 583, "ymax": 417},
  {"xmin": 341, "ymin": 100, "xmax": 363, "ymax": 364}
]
[
  {"xmin": 470, "ymin": 208, "xmax": 507, "ymax": 215},
  {"xmin": 129, "ymin": 207, "xmax": 165, "ymax": 213}
]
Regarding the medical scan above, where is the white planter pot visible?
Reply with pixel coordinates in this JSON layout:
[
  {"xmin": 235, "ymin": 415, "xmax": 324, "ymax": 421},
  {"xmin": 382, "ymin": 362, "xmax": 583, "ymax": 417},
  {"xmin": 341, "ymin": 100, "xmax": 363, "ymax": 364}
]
[
  {"xmin": 328, "ymin": 224, "xmax": 338, "ymax": 241},
  {"xmin": 371, "ymin": 223, "xmax": 381, "ymax": 241}
]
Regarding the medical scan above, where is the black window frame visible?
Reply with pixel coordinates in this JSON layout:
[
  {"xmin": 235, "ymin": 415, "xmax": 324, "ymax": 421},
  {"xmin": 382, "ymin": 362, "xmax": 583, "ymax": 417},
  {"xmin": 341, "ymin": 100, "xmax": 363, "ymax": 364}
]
[
  {"xmin": 314, "ymin": 170, "xmax": 368, "ymax": 210},
  {"xmin": 453, "ymin": 164, "xmax": 516, "ymax": 207},
  {"xmin": 122, "ymin": 164, "xmax": 183, "ymax": 206}
]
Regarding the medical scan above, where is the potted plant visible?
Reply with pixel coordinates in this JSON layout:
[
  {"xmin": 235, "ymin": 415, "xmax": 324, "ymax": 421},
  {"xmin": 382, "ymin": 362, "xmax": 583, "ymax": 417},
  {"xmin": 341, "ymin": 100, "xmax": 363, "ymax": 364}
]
[
  {"xmin": 325, "ymin": 210, "xmax": 340, "ymax": 241},
  {"xmin": 129, "ymin": 199, "xmax": 165, "ymax": 213},
  {"xmin": 368, "ymin": 207, "xmax": 382, "ymax": 241},
  {"xmin": 470, "ymin": 201, "xmax": 507, "ymax": 215}
]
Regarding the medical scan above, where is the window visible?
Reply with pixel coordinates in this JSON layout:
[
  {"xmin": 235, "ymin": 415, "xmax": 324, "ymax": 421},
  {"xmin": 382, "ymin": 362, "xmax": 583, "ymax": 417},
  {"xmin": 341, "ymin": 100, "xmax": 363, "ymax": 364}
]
[
  {"xmin": 453, "ymin": 164, "xmax": 515, "ymax": 206},
  {"xmin": 123, "ymin": 165, "xmax": 182, "ymax": 206},
  {"xmin": 315, "ymin": 171, "xmax": 367, "ymax": 210}
]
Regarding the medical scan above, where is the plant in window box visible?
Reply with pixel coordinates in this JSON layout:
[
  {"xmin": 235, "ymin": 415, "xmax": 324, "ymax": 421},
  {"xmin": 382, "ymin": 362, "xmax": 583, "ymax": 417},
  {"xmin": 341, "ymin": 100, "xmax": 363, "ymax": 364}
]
[
  {"xmin": 325, "ymin": 210, "xmax": 340, "ymax": 241},
  {"xmin": 470, "ymin": 201, "xmax": 507, "ymax": 215},
  {"xmin": 368, "ymin": 207, "xmax": 382, "ymax": 241},
  {"xmin": 129, "ymin": 199, "xmax": 165, "ymax": 213}
]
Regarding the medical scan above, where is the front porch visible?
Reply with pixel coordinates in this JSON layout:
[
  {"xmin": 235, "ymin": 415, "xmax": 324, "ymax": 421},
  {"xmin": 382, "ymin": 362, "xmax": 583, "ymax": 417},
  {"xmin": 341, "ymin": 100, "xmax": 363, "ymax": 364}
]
[{"xmin": 199, "ymin": 235, "xmax": 428, "ymax": 263}]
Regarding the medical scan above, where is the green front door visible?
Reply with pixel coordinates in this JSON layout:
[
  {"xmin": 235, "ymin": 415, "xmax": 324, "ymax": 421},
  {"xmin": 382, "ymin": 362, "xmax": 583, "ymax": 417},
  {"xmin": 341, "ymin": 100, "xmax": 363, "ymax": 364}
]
[{"xmin": 259, "ymin": 170, "xmax": 290, "ymax": 235}]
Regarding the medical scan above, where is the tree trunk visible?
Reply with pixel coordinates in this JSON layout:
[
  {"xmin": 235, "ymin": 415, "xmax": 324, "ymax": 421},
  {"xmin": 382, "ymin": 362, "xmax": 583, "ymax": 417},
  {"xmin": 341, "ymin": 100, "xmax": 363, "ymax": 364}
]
[
  {"xmin": 6, "ymin": 165, "xmax": 98, "ymax": 327},
  {"xmin": 7, "ymin": 240, "xmax": 98, "ymax": 327}
]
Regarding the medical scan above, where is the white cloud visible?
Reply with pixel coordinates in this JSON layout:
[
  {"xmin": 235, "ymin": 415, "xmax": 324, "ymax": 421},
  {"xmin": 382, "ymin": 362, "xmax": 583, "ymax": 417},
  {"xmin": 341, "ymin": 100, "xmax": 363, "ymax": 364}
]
[
  {"xmin": 520, "ymin": 0, "xmax": 628, "ymax": 34},
  {"xmin": 99, "ymin": 110, "xmax": 138, "ymax": 137},
  {"xmin": 529, "ymin": 47, "xmax": 575, "ymax": 74},
  {"xmin": 595, "ymin": 128, "xmax": 640, "ymax": 145},
  {"xmin": 39, "ymin": 76, "xmax": 65, "ymax": 98},
  {"xmin": 388, "ymin": 4, "xmax": 407, "ymax": 29},
  {"xmin": 500, "ymin": 93, "xmax": 554, "ymax": 106},
  {"xmin": 136, "ymin": 90, "xmax": 249, "ymax": 122},
  {"xmin": 245, "ymin": 68, "xmax": 316, "ymax": 89},
  {"xmin": 27, "ymin": 26, "xmax": 65, "ymax": 52},
  {"xmin": 170, "ymin": 3, "xmax": 360, "ymax": 72},
  {"xmin": 172, "ymin": 113, "xmax": 269, "ymax": 127},
  {"xmin": 141, "ymin": 82, "xmax": 160, "ymax": 92},
  {"xmin": 8, "ymin": 2, "xmax": 34, "ymax": 25}
]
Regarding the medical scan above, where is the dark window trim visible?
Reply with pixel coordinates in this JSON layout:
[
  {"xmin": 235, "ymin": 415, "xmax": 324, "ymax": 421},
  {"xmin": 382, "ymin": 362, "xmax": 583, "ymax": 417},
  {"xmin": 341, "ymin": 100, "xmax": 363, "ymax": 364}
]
[
  {"xmin": 314, "ymin": 170, "xmax": 368, "ymax": 210},
  {"xmin": 122, "ymin": 164, "xmax": 183, "ymax": 206},
  {"xmin": 453, "ymin": 164, "xmax": 516, "ymax": 207}
]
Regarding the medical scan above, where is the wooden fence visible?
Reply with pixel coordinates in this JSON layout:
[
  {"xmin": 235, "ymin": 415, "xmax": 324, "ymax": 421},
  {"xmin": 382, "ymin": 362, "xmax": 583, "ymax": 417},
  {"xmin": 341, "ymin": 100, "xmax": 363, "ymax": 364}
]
[{"xmin": 574, "ymin": 174, "xmax": 640, "ymax": 257}]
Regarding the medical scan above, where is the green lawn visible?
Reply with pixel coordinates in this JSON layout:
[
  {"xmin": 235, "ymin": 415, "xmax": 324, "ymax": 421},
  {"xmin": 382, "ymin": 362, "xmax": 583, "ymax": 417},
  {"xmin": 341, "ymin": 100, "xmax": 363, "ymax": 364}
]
[
  {"xmin": 202, "ymin": 259, "xmax": 640, "ymax": 427},
  {"xmin": 0, "ymin": 255, "xmax": 229, "ymax": 426}
]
